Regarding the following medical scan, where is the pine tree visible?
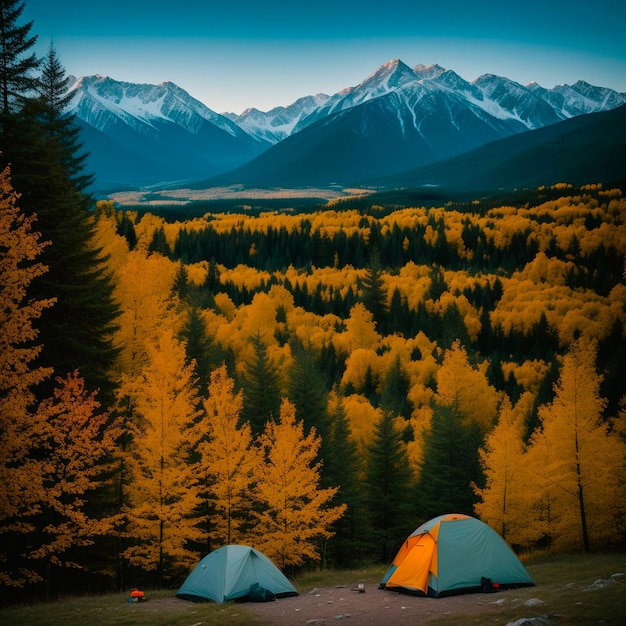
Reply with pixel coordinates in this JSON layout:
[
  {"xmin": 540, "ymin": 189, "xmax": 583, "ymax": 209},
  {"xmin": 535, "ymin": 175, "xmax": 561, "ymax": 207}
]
[
  {"xmin": 358, "ymin": 249, "xmax": 387, "ymax": 332},
  {"xmin": 1, "ymin": 42, "xmax": 120, "ymax": 402},
  {"xmin": 180, "ymin": 307, "xmax": 219, "ymax": 396},
  {"xmin": 0, "ymin": 0, "xmax": 40, "ymax": 115},
  {"xmin": 324, "ymin": 388, "xmax": 365, "ymax": 566},
  {"xmin": 417, "ymin": 403, "xmax": 483, "ymax": 521},
  {"xmin": 287, "ymin": 341, "xmax": 332, "ymax": 473},
  {"xmin": 37, "ymin": 43, "xmax": 91, "ymax": 190},
  {"xmin": 240, "ymin": 332, "xmax": 282, "ymax": 435},
  {"xmin": 365, "ymin": 411, "xmax": 416, "ymax": 561},
  {"xmin": 379, "ymin": 355, "xmax": 412, "ymax": 421}
]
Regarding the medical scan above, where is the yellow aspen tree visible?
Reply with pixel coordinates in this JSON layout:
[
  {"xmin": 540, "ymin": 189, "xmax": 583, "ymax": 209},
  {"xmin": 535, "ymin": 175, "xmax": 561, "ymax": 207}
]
[
  {"xmin": 529, "ymin": 338, "xmax": 626, "ymax": 552},
  {"xmin": 474, "ymin": 393, "xmax": 533, "ymax": 544},
  {"xmin": 198, "ymin": 364, "xmax": 261, "ymax": 546},
  {"xmin": 113, "ymin": 248, "xmax": 179, "ymax": 377},
  {"xmin": 436, "ymin": 339, "xmax": 500, "ymax": 431},
  {"xmin": 121, "ymin": 328, "xmax": 203, "ymax": 582},
  {"xmin": 253, "ymin": 398, "xmax": 346, "ymax": 568},
  {"xmin": 0, "ymin": 166, "xmax": 54, "ymax": 587},
  {"xmin": 339, "ymin": 302, "xmax": 380, "ymax": 352},
  {"xmin": 30, "ymin": 372, "xmax": 122, "ymax": 583}
]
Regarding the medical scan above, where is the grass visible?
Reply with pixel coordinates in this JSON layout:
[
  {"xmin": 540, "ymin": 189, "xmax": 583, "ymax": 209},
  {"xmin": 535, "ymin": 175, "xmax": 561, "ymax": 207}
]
[
  {"xmin": 1, "ymin": 554, "xmax": 624, "ymax": 625},
  {"xmin": 430, "ymin": 552, "xmax": 626, "ymax": 625}
]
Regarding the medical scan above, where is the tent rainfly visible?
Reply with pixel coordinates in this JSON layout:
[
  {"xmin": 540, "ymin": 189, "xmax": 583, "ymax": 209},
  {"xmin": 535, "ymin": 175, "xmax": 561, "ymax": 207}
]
[
  {"xmin": 176, "ymin": 545, "xmax": 298, "ymax": 603},
  {"xmin": 380, "ymin": 513, "xmax": 535, "ymax": 597}
]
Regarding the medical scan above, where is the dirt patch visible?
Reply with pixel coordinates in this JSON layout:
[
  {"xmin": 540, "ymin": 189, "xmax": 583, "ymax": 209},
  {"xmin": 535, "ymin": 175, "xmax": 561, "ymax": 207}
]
[{"xmin": 243, "ymin": 583, "xmax": 515, "ymax": 625}]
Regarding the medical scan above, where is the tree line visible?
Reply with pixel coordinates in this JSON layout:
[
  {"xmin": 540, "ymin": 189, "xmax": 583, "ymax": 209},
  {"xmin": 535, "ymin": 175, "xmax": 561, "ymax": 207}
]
[{"xmin": 1, "ymin": 0, "xmax": 626, "ymax": 604}]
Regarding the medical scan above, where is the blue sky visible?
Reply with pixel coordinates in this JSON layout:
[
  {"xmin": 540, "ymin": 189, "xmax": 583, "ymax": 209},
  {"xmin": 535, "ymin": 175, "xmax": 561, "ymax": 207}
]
[{"xmin": 24, "ymin": 0, "xmax": 626, "ymax": 114}]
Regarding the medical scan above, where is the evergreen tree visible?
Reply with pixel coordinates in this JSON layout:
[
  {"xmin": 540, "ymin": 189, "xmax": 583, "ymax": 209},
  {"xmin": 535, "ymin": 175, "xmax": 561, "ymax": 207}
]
[
  {"xmin": 179, "ymin": 307, "xmax": 220, "ymax": 396},
  {"xmin": 379, "ymin": 355, "xmax": 412, "ymax": 421},
  {"xmin": 287, "ymin": 341, "xmax": 332, "ymax": 474},
  {"xmin": 37, "ymin": 43, "xmax": 92, "ymax": 190},
  {"xmin": 365, "ymin": 411, "xmax": 416, "ymax": 561},
  {"xmin": 0, "ymin": 0, "xmax": 40, "ymax": 115},
  {"xmin": 240, "ymin": 332, "xmax": 282, "ymax": 435},
  {"xmin": 2, "ymin": 44, "xmax": 120, "ymax": 401},
  {"xmin": 417, "ymin": 403, "xmax": 484, "ymax": 520},
  {"xmin": 358, "ymin": 249, "xmax": 387, "ymax": 333},
  {"xmin": 325, "ymin": 389, "xmax": 367, "ymax": 566}
]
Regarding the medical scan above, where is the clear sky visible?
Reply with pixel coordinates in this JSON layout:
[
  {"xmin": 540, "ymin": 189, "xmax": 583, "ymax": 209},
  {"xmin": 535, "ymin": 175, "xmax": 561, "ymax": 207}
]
[{"xmin": 23, "ymin": 0, "xmax": 626, "ymax": 114}]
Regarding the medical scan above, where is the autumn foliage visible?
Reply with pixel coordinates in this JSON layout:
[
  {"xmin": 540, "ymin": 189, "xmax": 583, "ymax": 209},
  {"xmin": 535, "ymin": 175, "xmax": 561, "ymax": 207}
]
[{"xmin": 2, "ymin": 168, "xmax": 626, "ymax": 597}]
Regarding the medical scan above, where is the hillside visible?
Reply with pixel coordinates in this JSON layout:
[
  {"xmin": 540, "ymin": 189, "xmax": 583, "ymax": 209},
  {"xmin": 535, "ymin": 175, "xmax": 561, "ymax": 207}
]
[{"xmin": 370, "ymin": 103, "xmax": 626, "ymax": 191}]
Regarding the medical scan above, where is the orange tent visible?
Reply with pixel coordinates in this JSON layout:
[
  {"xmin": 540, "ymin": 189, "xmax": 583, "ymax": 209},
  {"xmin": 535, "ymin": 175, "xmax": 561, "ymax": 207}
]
[{"xmin": 380, "ymin": 514, "xmax": 534, "ymax": 597}]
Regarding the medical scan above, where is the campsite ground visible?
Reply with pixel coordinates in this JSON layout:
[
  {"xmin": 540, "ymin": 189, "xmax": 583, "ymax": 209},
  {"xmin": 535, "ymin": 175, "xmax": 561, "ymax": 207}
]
[
  {"xmin": 241, "ymin": 581, "xmax": 514, "ymax": 625},
  {"xmin": 1, "ymin": 553, "xmax": 624, "ymax": 625}
]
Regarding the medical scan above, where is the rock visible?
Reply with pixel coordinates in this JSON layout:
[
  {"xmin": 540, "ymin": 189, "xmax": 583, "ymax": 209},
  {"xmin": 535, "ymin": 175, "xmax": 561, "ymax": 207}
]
[
  {"xmin": 506, "ymin": 616, "xmax": 555, "ymax": 626},
  {"xmin": 584, "ymin": 578, "xmax": 616, "ymax": 591}
]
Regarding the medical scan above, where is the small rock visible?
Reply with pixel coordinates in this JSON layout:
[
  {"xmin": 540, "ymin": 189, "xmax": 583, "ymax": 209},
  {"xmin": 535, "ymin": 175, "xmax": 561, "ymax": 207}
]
[
  {"xmin": 506, "ymin": 616, "xmax": 555, "ymax": 626},
  {"xmin": 584, "ymin": 578, "xmax": 616, "ymax": 591},
  {"xmin": 523, "ymin": 598, "xmax": 544, "ymax": 607}
]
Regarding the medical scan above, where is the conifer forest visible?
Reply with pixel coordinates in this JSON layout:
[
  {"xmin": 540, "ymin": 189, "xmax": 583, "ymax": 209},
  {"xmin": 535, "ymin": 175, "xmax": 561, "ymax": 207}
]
[{"xmin": 1, "ymin": 0, "xmax": 625, "ymax": 603}]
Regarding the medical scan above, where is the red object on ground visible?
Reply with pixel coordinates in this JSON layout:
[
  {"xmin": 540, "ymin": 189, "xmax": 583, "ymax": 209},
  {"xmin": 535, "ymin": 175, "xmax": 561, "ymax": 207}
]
[{"xmin": 130, "ymin": 589, "xmax": 145, "ymax": 598}]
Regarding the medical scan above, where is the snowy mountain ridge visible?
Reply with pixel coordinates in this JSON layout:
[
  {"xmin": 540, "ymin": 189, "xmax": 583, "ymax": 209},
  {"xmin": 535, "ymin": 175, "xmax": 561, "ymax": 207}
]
[
  {"xmin": 231, "ymin": 59, "xmax": 626, "ymax": 143},
  {"xmin": 67, "ymin": 75, "xmax": 247, "ymax": 139},
  {"xmin": 64, "ymin": 59, "xmax": 626, "ymax": 190}
]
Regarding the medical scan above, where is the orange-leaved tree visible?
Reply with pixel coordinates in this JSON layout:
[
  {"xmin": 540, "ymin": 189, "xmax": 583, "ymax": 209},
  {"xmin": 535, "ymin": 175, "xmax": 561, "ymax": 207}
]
[
  {"xmin": 31, "ymin": 372, "xmax": 122, "ymax": 590},
  {"xmin": 0, "ymin": 165, "xmax": 54, "ymax": 588},
  {"xmin": 253, "ymin": 398, "xmax": 346, "ymax": 568},
  {"xmin": 198, "ymin": 364, "xmax": 261, "ymax": 547},
  {"xmin": 120, "ymin": 327, "xmax": 203, "ymax": 583},
  {"xmin": 527, "ymin": 337, "xmax": 626, "ymax": 552}
]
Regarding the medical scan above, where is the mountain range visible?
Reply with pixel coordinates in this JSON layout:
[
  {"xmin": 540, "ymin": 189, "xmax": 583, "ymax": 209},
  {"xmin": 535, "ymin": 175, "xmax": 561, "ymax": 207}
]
[{"xmin": 66, "ymin": 59, "xmax": 626, "ymax": 192}]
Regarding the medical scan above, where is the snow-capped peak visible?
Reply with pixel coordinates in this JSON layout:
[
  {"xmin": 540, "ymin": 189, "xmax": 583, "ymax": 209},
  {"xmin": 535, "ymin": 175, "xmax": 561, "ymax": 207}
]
[{"xmin": 66, "ymin": 75, "xmax": 244, "ymax": 138}]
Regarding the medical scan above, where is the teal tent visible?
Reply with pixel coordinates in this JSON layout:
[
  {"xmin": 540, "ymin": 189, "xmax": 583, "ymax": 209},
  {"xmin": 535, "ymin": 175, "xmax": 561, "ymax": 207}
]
[
  {"xmin": 176, "ymin": 545, "xmax": 298, "ymax": 603},
  {"xmin": 380, "ymin": 513, "xmax": 534, "ymax": 597}
]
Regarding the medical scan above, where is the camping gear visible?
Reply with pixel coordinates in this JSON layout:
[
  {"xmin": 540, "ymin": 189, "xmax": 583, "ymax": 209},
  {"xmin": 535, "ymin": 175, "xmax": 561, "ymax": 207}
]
[
  {"xmin": 380, "ymin": 513, "xmax": 534, "ymax": 597},
  {"xmin": 176, "ymin": 545, "xmax": 298, "ymax": 603},
  {"xmin": 128, "ymin": 589, "xmax": 145, "ymax": 602}
]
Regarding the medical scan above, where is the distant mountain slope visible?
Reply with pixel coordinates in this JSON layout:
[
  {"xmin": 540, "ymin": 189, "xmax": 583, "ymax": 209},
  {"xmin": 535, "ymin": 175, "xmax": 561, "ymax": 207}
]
[
  {"xmin": 67, "ymin": 76, "xmax": 270, "ymax": 189},
  {"xmin": 202, "ymin": 85, "xmax": 526, "ymax": 188},
  {"xmin": 67, "ymin": 61, "xmax": 626, "ymax": 191},
  {"xmin": 369, "ymin": 104, "xmax": 626, "ymax": 192},
  {"xmin": 202, "ymin": 60, "xmax": 626, "ymax": 188}
]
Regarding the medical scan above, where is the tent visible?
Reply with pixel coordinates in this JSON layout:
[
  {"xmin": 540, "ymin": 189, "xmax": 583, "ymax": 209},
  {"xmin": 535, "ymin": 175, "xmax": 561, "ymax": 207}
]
[
  {"xmin": 176, "ymin": 545, "xmax": 298, "ymax": 603},
  {"xmin": 380, "ymin": 513, "xmax": 534, "ymax": 597}
]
